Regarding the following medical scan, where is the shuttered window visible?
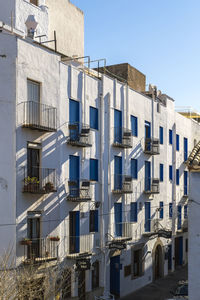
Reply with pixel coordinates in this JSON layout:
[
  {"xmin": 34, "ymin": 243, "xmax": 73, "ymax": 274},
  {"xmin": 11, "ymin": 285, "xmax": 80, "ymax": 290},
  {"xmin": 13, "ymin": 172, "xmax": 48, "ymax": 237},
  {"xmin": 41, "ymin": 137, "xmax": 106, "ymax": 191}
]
[
  {"xmin": 130, "ymin": 203, "xmax": 138, "ymax": 222},
  {"xmin": 90, "ymin": 210, "xmax": 98, "ymax": 232},
  {"xmin": 90, "ymin": 106, "xmax": 98, "ymax": 130}
]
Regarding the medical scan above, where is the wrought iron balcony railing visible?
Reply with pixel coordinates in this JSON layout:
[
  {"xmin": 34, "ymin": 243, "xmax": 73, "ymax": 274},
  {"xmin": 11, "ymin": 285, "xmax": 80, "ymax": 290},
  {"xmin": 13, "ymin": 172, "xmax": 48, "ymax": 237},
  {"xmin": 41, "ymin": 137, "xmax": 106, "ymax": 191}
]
[
  {"xmin": 113, "ymin": 127, "xmax": 132, "ymax": 148},
  {"xmin": 112, "ymin": 222, "xmax": 133, "ymax": 241},
  {"xmin": 112, "ymin": 174, "xmax": 133, "ymax": 194},
  {"xmin": 144, "ymin": 138, "xmax": 160, "ymax": 155},
  {"xmin": 65, "ymin": 234, "xmax": 93, "ymax": 259},
  {"xmin": 22, "ymin": 101, "xmax": 57, "ymax": 132},
  {"xmin": 67, "ymin": 180, "xmax": 91, "ymax": 202},
  {"xmin": 144, "ymin": 178, "xmax": 160, "ymax": 194},
  {"xmin": 21, "ymin": 237, "xmax": 59, "ymax": 263},
  {"xmin": 67, "ymin": 123, "xmax": 92, "ymax": 147},
  {"xmin": 23, "ymin": 167, "xmax": 57, "ymax": 194}
]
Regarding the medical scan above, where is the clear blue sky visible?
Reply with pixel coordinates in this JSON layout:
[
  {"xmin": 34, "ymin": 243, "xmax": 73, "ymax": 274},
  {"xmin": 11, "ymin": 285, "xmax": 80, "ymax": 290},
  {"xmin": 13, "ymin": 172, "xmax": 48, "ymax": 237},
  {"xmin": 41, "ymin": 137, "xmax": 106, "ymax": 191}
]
[{"xmin": 71, "ymin": 0, "xmax": 200, "ymax": 110}]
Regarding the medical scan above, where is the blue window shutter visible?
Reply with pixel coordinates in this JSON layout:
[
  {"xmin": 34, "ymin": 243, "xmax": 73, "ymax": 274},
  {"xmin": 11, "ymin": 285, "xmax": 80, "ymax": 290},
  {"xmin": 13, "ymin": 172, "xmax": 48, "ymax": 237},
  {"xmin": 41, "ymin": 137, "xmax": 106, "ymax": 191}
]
[
  {"xmin": 177, "ymin": 205, "xmax": 182, "ymax": 230},
  {"xmin": 90, "ymin": 106, "xmax": 98, "ymax": 130},
  {"xmin": 131, "ymin": 158, "xmax": 138, "ymax": 179},
  {"xmin": 69, "ymin": 99, "xmax": 79, "ymax": 124},
  {"xmin": 184, "ymin": 171, "xmax": 188, "ymax": 195},
  {"xmin": 90, "ymin": 159, "xmax": 98, "ymax": 181},
  {"xmin": 184, "ymin": 138, "xmax": 188, "ymax": 161},
  {"xmin": 169, "ymin": 129, "xmax": 172, "ymax": 144},
  {"xmin": 94, "ymin": 210, "xmax": 98, "ymax": 231},
  {"xmin": 184, "ymin": 205, "xmax": 188, "ymax": 219},
  {"xmin": 169, "ymin": 165, "xmax": 173, "ymax": 180},
  {"xmin": 145, "ymin": 121, "xmax": 151, "ymax": 138},
  {"xmin": 145, "ymin": 161, "xmax": 151, "ymax": 191},
  {"xmin": 159, "ymin": 126, "xmax": 163, "ymax": 144},
  {"xmin": 176, "ymin": 169, "xmax": 179, "ymax": 185},
  {"xmin": 160, "ymin": 164, "xmax": 164, "ymax": 182},
  {"xmin": 114, "ymin": 203, "xmax": 122, "ymax": 236},
  {"xmin": 176, "ymin": 134, "xmax": 179, "ymax": 151},
  {"xmin": 130, "ymin": 203, "xmax": 137, "ymax": 222},
  {"xmin": 169, "ymin": 203, "xmax": 173, "ymax": 218},
  {"xmin": 159, "ymin": 202, "xmax": 164, "ymax": 219},
  {"xmin": 145, "ymin": 202, "xmax": 151, "ymax": 232},
  {"xmin": 131, "ymin": 115, "xmax": 138, "ymax": 137},
  {"xmin": 75, "ymin": 211, "xmax": 80, "ymax": 252}
]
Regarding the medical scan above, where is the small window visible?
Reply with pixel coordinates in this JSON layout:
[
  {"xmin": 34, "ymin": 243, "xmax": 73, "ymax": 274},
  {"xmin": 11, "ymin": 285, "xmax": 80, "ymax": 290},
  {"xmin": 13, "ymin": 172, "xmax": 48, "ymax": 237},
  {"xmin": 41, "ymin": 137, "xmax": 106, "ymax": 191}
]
[
  {"xmin": 90, "ymin": 159, "xmax": 98, "ymax": 181},
  {"xmin": 176, "ymin": 169, "xmax": 179, "ymax": 185},
  {"xmin": 169, "ymin": 203, "xmax": 173, "ymax": 218},
  {"xmin": 131, "ymin": 158, "xmax": 138, "ymax": 179},
  {"xmin": 176, "ymin": 134, "xmax": 180, "ymax": 151},
  {"xmin": 159, "ymin": 202, "xmax": 164, "ymax": 219},
  {"xmin": 130, "ymin": 203, "xmax": 137, "ymax": 222},
  {"xmin": 160, "ymin": 164, "xmax": 164, "ymax": 182},
  {"xmin": 92, "ymin": 261, "xmax": 99, "ymax": 289},
  {"xmin": 90, "ymin": 210, "xmax": 98, "ymax": 232},
  {"xmin": 169, "ymin": 165, "xmax": 173, "ymax": 181},
  {"xmin": 131, "ymin": 115, "xmax": 138, "ymax": 137},
  {"xmin": 184, "ymin": 205, "xmax": 188, "ymax": 219},
  {"xmin": 30, "ymin": 0, "xmax": 38, "ymax": 6},
  {"xmin": 90, "ymin": 106, "xmax": 98, "ymax": 130},
  {"xmin": 159, "ymin": 126, "xmax": 163, "ymax": 145},
  {"xmin": 169, "ymin": 129, "xmax": 173, "ymax": 145}
]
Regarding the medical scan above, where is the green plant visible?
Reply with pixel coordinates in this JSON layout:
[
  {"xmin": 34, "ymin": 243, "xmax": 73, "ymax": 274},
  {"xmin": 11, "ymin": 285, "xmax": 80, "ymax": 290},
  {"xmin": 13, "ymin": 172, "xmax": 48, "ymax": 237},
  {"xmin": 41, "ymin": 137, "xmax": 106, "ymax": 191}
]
[{"xmin": 24, "ymin": 176, "xmax": 39, "ymax": 185}]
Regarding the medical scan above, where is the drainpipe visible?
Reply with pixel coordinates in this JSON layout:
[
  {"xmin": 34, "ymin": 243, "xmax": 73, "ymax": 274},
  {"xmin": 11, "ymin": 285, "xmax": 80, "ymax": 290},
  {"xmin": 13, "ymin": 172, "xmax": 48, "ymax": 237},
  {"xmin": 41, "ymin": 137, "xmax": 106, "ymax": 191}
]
[
  {"xmin": 125, "ymin": 84, "xmax": 129, "ymax": 222},
  {"xmin": 152, "ymin": 86, "xmax": 156, "ymax": 180},
  {"xmin": 172, "ymin": 122, "xmax": 176, "ymax": 271}
]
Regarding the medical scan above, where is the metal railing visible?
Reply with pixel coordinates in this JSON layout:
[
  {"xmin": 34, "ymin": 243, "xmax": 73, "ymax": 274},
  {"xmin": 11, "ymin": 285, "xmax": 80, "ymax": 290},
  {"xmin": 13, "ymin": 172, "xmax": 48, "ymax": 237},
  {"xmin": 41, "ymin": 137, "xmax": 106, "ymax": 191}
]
[
  {"xmin": 112, "ymin": 174, "xmax": 133, "ymax": 194},
  {"xmin": 113, "ymin": 127, "xmax": 132, "ymax": 148},
  {"xmin": 22, "ymin": 101, "xmax": 57, "ymax": 131},
  {"xmin": 67, "ymin": 180, "xmax": 91, "ymax": 201},
  {"xmin": 144, "ymin": 178, "xmax": 160, "ymax": 194},
  {"xmin": 64, "ymin": 234, "xmax": 93, "ymax": 258},
  {"xmin": 21, "ymin": 237, "xmax": 59, "ymax": 263},
  {"xmin": 112, "ymin": 222, "xmax": 133, "ymax": 239},
  {"xmin": 23, "ymin": 167, "xmax": 57, "ymax": 194},
  {"xmin": 67, "ymin": 122, "xmax": 92, "ymax": 147},
  {"xmin": 144, "ymin": 138, "xmax": 160, "ymax": 155}
]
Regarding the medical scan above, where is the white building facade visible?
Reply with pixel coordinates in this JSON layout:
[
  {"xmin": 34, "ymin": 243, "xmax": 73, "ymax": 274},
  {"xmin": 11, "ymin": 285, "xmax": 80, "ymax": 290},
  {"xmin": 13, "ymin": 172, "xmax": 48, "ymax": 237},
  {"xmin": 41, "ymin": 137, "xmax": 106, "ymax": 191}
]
[{"xmin": 0, "ymin": 1, "xmax": 199, "ymax": 299}]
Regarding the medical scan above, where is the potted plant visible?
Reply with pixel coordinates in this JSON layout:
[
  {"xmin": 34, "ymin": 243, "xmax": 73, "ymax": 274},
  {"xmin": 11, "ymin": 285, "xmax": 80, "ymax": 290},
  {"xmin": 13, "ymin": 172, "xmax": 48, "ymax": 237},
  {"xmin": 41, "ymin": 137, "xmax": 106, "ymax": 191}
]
[
  {"xmin": 49, "ymin": 236, "xmax": 60, "ymax": 242},
  {"xmin": 24, "ymin": 176, "xmax": 40, "ymax": 192},
  {"xmin": 20, "ymin": 238, "xmax": 32, "ymax": 246},
  {"xmin": 44, "ymin": 181, "xmax": 54, "ymax": 193}
]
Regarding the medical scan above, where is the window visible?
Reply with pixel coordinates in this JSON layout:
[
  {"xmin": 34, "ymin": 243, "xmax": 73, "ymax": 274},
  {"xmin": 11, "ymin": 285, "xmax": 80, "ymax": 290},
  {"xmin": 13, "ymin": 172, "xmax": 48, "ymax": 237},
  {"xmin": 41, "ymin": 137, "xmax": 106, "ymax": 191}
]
[
  {"xmin": 131, "ymin": 115, "xmax": 138, "ymax": 137},
  {"xmin": 184, "ymin": 205, "xmax": 188, "ymax": 219},
  {"xmin": 131, "ymin": 159, "xmax": 138, "ymax": 179},
  {"xmin": 169, "ymin": 129, "xmax": 173, "ymax": 145},
  {"xmin": 177, "ymin": 205, "xmax": 182, "ymax": 230},
  {"xmin": 176, "ymin": 169, "xmax": 179, "ymax": 185},
  {"xmin": 90, "ymin": 159, "xmax": 98, "ymax": 181},
  {"xmin": 130, "ymin": 203, "xmax": 138, "ymax": 222},
  {"xmin": 27, "ymin": 79, "xmax": 40, "ymax": 102},
  {"xmin": 184, "ymin": 171, "xmax": 188, "ymax": 195},
  {"xmin": 30, "ymin": 0, "xmax": 38, "ymax": 6},
  {"xmin": 92, "ymin": 261, "xmax": 99, "ymax": 289},
  {"xmin": 159, "ymin": 202, "xmax": 164, "ymax": 219},
  {"xmin": 169, "ymin": 165, "xmax": 173, "ymax": 181},
  {"xmin": 176, "ymin": 134, "xmax": 180, "ymax": 151},
  {"xmin": 159, "ymin": 126, "xmax": 163, "ymax": 145},
  {"xmin": 132, "ymin": 248, "xmax": 144, "ymax": 278},
  {"xmin": 90, "ymin": 106, "xmax": 98, "ymax": 130},
  {"xmin": 184, "ymin": 137, "xmax": 188, "ymax": 161},
  {"xmin": 160, "ymin": 164, "xmax": 164, "ymax": 182},
  {"xmin": 169, "ymin": 203, "xmax": 173, "ymax": 218},
  {"xmin": 90, "ymin": 210, "xmax": 98, "ymax": 232}
]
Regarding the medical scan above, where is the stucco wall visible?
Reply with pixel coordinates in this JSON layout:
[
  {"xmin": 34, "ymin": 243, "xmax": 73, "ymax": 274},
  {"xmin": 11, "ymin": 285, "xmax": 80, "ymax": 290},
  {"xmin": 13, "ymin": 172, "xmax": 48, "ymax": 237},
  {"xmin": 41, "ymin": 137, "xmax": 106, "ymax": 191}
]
[{"xmin": 46, "ymin": 0, "xmax": 84, "ymax": 57}]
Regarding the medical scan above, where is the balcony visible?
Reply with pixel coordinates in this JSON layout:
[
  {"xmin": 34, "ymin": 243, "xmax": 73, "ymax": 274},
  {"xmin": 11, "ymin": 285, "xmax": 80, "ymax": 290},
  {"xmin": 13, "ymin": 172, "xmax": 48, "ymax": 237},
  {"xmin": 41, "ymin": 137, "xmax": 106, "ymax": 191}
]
[
  {"xmin": 113, "ymin": 127, "xmax": 132, "ymax": 148},
  {"xmin": 112, "ymin": 175, "xmax": 133, "ymax": 194},
  {"xmin": 144, "ymin": 178, "xmax": 160, "ymax": 194},
  {"xmin": 65, "ymin": 234, "xmax": 93, "ymax": 260},
  {"xmin": 67, "ymin": 180, "xmax": 91, "ymax": 202},
  {"xmin": 21, "ymin": 237, "xmax": 59, "ymax": 263},
  {"xmin": 144, "ymin": 138, "xmax": 160, "ymax": 155},
  {"xmin": 143, "ymin": 219, "xmax": 172, "ymax": 238},
  {"xmin": 22, "ymin": 101, "xmax": 57, "ymax": 132},
  {"xmin": 23, "ymin": 167, "xmax": 57, "ymax": 194},
  {"xmin": 67, "ymin": 123, "xmax": 92, "ymax": 147}
]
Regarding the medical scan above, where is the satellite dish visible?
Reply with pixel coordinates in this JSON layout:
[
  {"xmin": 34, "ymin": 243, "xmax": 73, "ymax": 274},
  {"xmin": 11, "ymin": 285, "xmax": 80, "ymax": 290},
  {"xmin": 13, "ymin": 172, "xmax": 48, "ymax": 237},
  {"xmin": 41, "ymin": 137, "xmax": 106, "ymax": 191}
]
[{"xmin": 25, "ymin": 15, "xmax": 38, "ymax": 38}]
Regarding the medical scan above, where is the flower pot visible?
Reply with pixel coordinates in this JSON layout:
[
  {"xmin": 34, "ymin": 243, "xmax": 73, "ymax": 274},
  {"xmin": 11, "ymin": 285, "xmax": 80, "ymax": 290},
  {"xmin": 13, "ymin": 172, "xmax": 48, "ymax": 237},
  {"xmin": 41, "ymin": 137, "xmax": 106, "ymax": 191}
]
[{"xmin": 49, "ymin": 237, "xmax": 60, "ymax": 242}]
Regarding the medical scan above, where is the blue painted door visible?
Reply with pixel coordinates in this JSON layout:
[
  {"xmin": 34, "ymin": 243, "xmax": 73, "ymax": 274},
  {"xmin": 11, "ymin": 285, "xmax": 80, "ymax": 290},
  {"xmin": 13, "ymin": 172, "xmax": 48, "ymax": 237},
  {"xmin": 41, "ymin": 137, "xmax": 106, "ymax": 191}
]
[
  {"xmin": 114, "ymin": 203, "xmax": 122, "ymax": 236},
  {"xmin": 114, "ymin": 156, "xmax": 122, "ymax": 190},
  {"xmin": 177, "ymin": 205, "xmax": 182, "ymax": 230},
  {"xmin": 114, "ymin": 109, "xmax": 122, "ymax": 143},
  {"xmin": 69, "ymin": 211, "xmax": 80, "ymax": 253},
  {"xmin": 145, "ymin": 121, "xmax": 151, "ymax": 151},
  {"xmin": 145, "ymin": 161, "xmax": 151, "ymax": 191},
  {"xmin": 145, "ymin": 202, "xmax": 151, "ymax": 232},
  {"xmin": 110, "ymin": 255, "xmax": 120, "ymax": 297},
  {"xmin": 168, "ymin": 244, "xmax": 172, "ymax": 270},
  {"xmin": 69, "ymin": 99, "xmax": 79, "ymax": 140},
  {"xmin": 69, "ymin": 155, "xmax": 79, "ymax": 197}
]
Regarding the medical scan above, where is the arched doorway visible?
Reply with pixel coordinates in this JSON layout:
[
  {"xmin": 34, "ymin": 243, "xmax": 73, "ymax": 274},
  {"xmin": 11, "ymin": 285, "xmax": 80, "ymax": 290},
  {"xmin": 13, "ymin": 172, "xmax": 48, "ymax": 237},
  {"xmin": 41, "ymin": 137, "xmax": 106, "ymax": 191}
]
[{"xmin": 154, "ymin": 244, "xmax": 163, "ymax": 280}]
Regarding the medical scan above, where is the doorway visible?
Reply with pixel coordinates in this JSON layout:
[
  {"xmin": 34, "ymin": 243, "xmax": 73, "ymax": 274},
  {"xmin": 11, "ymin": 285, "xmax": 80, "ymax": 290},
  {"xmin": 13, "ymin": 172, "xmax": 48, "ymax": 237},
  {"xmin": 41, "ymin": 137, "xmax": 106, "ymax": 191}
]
[
  {"xmin": 78, "ymin": 270, "xmax": 86, "ymax": 300},
  {"xmin": 154, "ymin": 244, "xmax": 163, "ymax": 280},
  {"xmin": 110, "ymin": 255, "xmax": 120, "ymax": 297}
]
